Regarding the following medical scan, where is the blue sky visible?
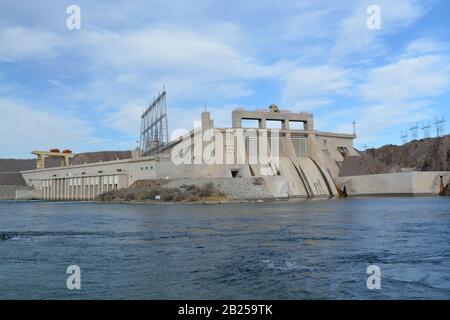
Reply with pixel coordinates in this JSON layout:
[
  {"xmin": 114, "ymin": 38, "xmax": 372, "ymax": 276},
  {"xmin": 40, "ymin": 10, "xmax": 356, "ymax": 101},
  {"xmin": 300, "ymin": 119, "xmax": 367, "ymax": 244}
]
[{"xmin": 0, "ymin": 0, "xmax": 449, "ymax": 158}]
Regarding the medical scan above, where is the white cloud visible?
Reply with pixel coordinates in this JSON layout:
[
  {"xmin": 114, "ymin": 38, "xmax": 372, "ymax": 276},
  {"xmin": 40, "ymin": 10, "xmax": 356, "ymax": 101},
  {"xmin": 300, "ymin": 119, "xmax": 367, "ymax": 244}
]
[
  {"xmin": 0, "ymin": 98, "xmax": 101, "ymax": 158},
  {"xmin": 0, "ymin": 0, "xmax": 446, "ymax": 154},
  {"xmin": 331, "ymin": 0, "xmax": 426, "ymax": 62},
  {"xmin": 282, "ymin": 65, "xmax": 353, "ymax": 109},
  {"xmin": 320, "ymin": 38, "xmax": 450, "ymax": 146},
  {"xmin": 0, "ymin": 26, "xmax": 65, "ymax": 62},
  {"xmin": 104, "ymin": 103, "xmax": 143, "ymax": 136},
  {"xmin": 403, "ymin": 38, "xmax": 447, "ymax": 57},
  {"xmin": 54, "ymin": 25, "xmax": 287, "ymax": 137},
  {"xmin": 81, "ymin": 28, "xmax": 267, "ymax": 79},
  {"xmin": 342, "ymin": 101, "xmax": 433, "ymax": 145},
  {"xmin": 361, "ymin": 55, "xmax": 450, "ymax": 102}
]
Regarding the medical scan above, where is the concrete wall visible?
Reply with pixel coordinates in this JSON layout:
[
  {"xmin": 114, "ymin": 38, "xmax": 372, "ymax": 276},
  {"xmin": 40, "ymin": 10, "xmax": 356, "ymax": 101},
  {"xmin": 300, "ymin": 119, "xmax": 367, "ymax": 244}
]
[
  {"xmin": 0, "ymin": 185, "xmax": 35, "ymax": 200},
  {"xmin": 165, "ymin": 176, "xmax": 288, "ymax": 200},
  {"xmin": 15, "ymin": 189, "xmax": 41, "ymax": 200},
  {"xmin": 412, "ymin": 172, "xmax": 450, "ymax": 195},
  {"xmin": 314, "ymin": 133, "xmax": 358, "ymax": 179},
  {"xmin": 336, "ymin": 171, "xmax": 450, "ymax": 196},
  {"xmin": 232, "ymin": 109, "xmax": 314, "ymax": 130},
  {"xmin": 22, "ymin": 157, "xmax": 156, "ymax": 185},
  {"xmin": 38, "ymin": 174, "xmax": 129, "ymax": 201}
]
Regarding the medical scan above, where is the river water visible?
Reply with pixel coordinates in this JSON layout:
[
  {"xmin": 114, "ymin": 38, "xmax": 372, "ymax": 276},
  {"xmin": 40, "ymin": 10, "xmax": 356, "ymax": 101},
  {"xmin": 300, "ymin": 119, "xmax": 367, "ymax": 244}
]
[{"xmin": 0, "ymin": 197, "xmax": 449, "ymax": 299}]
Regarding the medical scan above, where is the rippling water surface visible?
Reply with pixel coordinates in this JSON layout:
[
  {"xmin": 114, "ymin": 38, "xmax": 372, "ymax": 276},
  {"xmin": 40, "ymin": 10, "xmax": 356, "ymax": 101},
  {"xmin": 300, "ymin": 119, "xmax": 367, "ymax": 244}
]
[{"xmin": 0, "ymin": 197, "xmax": 449, "ymax": 299}]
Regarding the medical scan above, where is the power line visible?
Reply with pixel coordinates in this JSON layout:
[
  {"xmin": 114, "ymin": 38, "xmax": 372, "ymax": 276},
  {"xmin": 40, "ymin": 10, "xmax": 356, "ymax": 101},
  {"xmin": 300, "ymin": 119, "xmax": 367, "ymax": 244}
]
[
  {"xmin": 434, "ymin": 116, "xmax": 446, "ymax": 137},
  {"xmin": 421, "ymin": 121, "xmax": 432, "ymax": 138},
  {"xmin": 400, "ymin": 131, "xmax": 408, "ymax": 144},
  {"xmin": 409, "ymin": 122, "xmax": 419, "ymax": 140}
]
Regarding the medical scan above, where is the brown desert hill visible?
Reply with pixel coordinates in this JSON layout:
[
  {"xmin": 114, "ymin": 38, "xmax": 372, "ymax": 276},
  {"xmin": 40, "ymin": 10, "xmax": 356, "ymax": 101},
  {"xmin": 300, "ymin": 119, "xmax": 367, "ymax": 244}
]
[
  {"xmin": 70, "ymin": 151, "xmax": 132, "ymax": 165},
  {"xmin": 340, "ymin": 135, "xmax": 450, "ymax": 176},
  {"xmin": 0, "ymin": 158, "xmax": 61, "ymax": 172},
  {"xmin": 0, "ymin": 151, "xmax": 132, "ymax": 185},
  {"xmin": 0, "ymin": 158, "xmax": 37, "ymax": 172},
  {"xmin": 0, "ymin": 172, "xmax": 26, "ymax": 185}
]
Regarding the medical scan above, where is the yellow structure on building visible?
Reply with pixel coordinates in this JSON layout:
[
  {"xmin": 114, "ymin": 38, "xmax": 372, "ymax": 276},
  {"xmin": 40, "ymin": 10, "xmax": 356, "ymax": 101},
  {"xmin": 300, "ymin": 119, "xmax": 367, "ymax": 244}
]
[{"xmin": 32, "ymin": 150, "xmax": 74, "ymax": 169}]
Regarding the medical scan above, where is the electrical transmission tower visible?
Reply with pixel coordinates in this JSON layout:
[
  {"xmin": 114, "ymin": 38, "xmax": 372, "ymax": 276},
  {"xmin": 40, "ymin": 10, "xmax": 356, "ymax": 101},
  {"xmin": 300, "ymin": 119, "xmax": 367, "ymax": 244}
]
[
  {"xmin": 434, "ymin": 116, "xmax": 446, "ymax": 137},
  {"xmin": 400, "ymin": 131, "xmax": 408, "ymax": 144},
  {"xmin": 421, "ymin": 121, "xmax": 432, "ymax": 138},
  {"xmin": 140, "ymin": 88, "xmax": 169, "ymax": 156},
  {"xmin": 409, "ymin": 122, "xmax": 419, "ymax": 140}
]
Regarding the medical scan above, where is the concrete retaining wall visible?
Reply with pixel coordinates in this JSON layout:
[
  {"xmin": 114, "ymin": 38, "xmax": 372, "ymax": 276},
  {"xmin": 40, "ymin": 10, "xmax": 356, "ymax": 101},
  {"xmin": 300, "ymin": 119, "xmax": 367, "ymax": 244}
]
[
  {"xmin": 0, "ymin": 185, "xmax": 35, "ymax": 200},
  {"xmin": 165, "ymin": 176, "xmax": 288, "ymax": 200},
  {"xmin": 15, "ymin": 189, "xmax": 41, "ymax": 200},
  {"xmin": 336, "ymin": 171, "xmax": 450, "ymax": 196}
]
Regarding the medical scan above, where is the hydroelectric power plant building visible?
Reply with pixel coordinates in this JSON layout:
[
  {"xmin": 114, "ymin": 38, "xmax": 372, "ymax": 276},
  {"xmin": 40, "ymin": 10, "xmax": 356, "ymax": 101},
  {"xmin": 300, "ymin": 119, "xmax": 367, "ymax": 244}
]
[
  {"xmin": 20, "ymin": 91, "xmax": 450, "ymax": 200},
  {"xmin": 21, "ymin": 104, "xmax": 361, "ymax": 200}
]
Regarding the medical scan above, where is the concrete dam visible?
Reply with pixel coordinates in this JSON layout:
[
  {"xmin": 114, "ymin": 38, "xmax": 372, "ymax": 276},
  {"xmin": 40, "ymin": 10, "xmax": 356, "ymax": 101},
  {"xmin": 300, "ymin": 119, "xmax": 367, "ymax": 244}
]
[{"xmin": 20, "ymin": 106, "xmax": 361, "ymax": 201}]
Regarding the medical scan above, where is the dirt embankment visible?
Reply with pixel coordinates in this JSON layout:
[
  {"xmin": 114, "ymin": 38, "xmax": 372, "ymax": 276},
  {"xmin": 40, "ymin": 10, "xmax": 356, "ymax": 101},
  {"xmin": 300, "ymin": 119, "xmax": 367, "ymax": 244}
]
[
  {"xmin": 96, "ymin": 177, "xmax": 274, "ymax": 203},
  {"xmin": 97, "ymin": 180, "xmax": 227, "ymax": 203},
  {"xmin": 340, "ymin": 135, "xmax": 450, "ymax": 176}
]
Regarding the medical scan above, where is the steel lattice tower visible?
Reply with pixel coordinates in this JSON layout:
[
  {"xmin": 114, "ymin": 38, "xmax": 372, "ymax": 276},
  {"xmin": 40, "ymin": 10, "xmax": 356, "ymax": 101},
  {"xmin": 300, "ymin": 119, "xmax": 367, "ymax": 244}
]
[
  {"xmin": 434, "ymin": 116, "xmax": 446, "ymax": 137},
  {"xmin": 400, "ymin": 131, "xmax": 408, "ymax": 144},
  {"xmin": 421, "ymin": 121, "xmax": 432, "ymax": 138},
  {"xmin": 409, "ymin": 122, "xmax": 419, "ymax": 140},
  {"xmin": 140, "ymin": 89, "xmax": 169, "ymax": 156}
]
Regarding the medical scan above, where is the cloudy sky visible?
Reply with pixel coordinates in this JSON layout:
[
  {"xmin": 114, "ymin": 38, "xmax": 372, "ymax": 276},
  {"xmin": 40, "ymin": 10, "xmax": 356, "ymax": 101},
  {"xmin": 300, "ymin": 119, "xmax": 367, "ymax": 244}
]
[{"xmin": 0, "ymin": 0, "xmax": 449, "ymax": 158}]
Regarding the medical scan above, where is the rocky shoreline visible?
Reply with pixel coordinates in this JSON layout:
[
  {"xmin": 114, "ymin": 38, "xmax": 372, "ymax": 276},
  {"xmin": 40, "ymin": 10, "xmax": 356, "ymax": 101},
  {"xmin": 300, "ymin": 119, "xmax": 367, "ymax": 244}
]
[{"xmin": 96, "ymin": 181, "xmax": 229, "ymax": 203}]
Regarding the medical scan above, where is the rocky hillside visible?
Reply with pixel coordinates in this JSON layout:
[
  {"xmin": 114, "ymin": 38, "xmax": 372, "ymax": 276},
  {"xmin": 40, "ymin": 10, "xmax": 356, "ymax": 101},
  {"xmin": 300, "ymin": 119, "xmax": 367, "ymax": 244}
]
[
  {"xmin": 340, "ymin": 135, "xmax": 450, "ymax": 176},
  {"xmin": 70, "ymin": 151, "xmax": 132, "ymax": 165}
]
